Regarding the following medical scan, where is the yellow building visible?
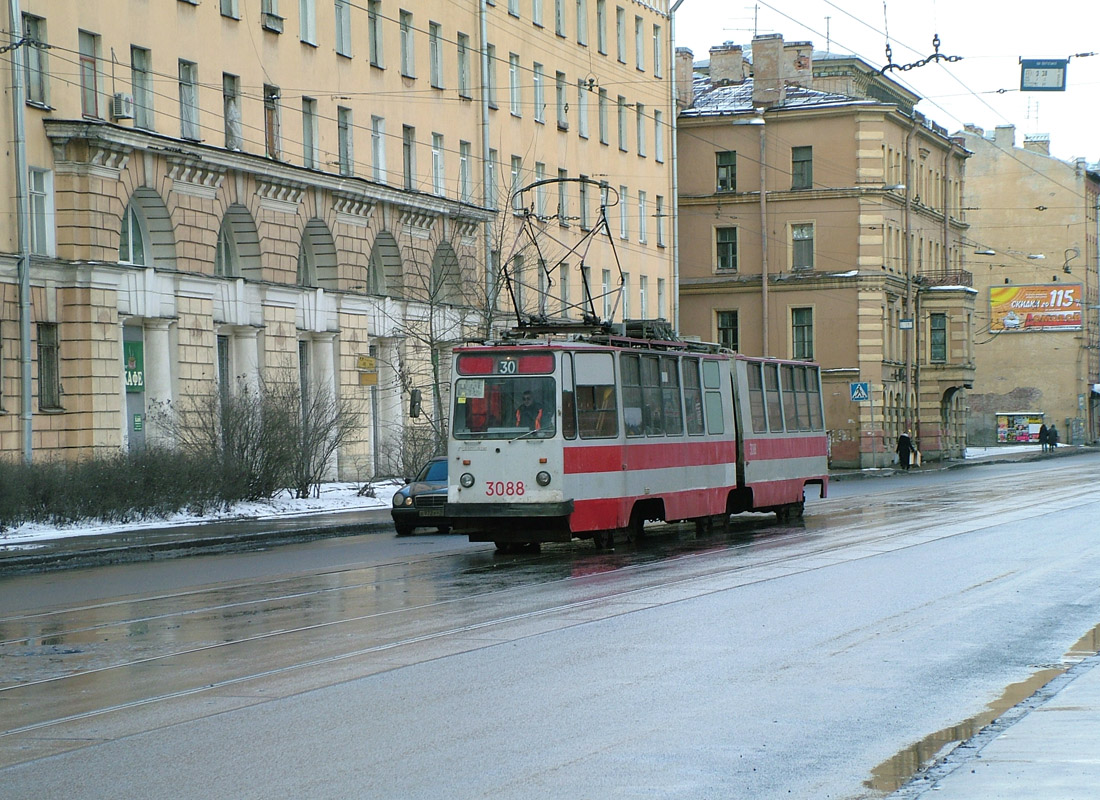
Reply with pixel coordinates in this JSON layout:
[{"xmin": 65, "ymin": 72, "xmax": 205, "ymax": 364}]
[
  {"xmin": 956, "ymin": 125, "xmax": 1100, "ymax": 445},
  {"xmin": 1, "ymin": 0, "xmax": 675, "ymax": 474},
  {"xmin": 677, "ymin": 35, "xmax": 974, "ymax": 467}
]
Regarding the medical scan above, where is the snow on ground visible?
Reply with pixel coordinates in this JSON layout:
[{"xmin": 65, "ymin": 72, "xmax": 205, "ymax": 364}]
[
  {"xmin": 965, "ymin": 444, "xmax": 1043, "ymax": 458},
  {"xmin": 0, "ymin": 480, "xmax": 403, "ymax": 546}
]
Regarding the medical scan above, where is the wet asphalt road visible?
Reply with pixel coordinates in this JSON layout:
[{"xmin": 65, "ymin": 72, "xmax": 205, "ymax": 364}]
[{"xmin": 2, "ymin": 454, "xmax": 1099, "ymax": 799}]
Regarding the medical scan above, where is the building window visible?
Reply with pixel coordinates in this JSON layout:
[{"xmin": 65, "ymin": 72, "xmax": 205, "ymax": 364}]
[
  {"xmin": 596, "ymin": 0, "xmax": 606, "ymax": 53},
  {"xmin": 792, "ymin": 222, "xmax": 814, "ymax": 270},
  {"xmin": 716, "ymin": 151, "xmax": 736, "ymax": 192},
  {"xmin": 616, "ymin": 95, "xmax": 627, "ymax": 151},
  {"xmin": 28, "ymin": 168, "xmax": 53, "ymax": 256},
  {"xmin": 577, "ymin": 79, "xmax": 589, "ymax": 138},
  {"xmin": 215, "ymin": 218, "xmax": 239, "ymax": 277},
  {"xmin": 533, "ymin": 63, "xmax": 545, "ymax": 123},
  {"xmin": 130, "ymin": 48, "xmax": 155, "ymax": 131},
  {"xmin": 178, "ymin": 60, "xmax": 200, "ymax": 140},
  {"xmin": 302, "ymin": 97, "xmax": 318, "ymax": 168},
  {"xmin": 119, "ymin": 204, "xmax": 148, "ymax": 266},
  {"xmin": 37, "ymin": 323, "xmax": 61, "ymax": 410},
  {"xmin": 654, "ymin": 109, "xmax": 664, "ymax": 162},
  {"xmin": 338, "ymin": 106, "xmax": 353, "ymax": 176},
  {"xmin": 486, "ymin": 44, "xmax": 497, "ymax": 108},
  {"xmin": 598, "ymin": 89, "xmax": 609, "ymax": 144},
  {"xmin": 264, "ymin": 86, "xmax": 281, "ymax": 157},
  {"xmin": 402, "ymin": 125, "xmax": 416, "ymax": 190},
  {"xmin": 717, "ymin": 310, "xmax": 738, "ymax": 351},
  {"xmin": 532, "ymin": 0, "xmax": 543, "ymax": 27},
  {"xmin": 535, "ymin": 162, "xmax": 548, "ymax": 217},
  {"xmin": 792, "ymin": 307, "xmax": 814, "ymax": 360},
  {"xmin": 615, "ymin": 6, "xmax": 625, "ymax": 63},
  {"xmin": 556, "ymin": 168, "xmax": 568, "ymax": 224},
  {"xmin": 579, "ymin": 177, "xmax": 590, "ymax": 230},
  {"xmin": 510, "ymin": 155, "xmax": 523, "ymax": 213},
  {"xmin": 556, "ymin": 71, "xmax": 568, "ymax": 129},
  {"xmin": 459, "ymin": 141, "xmax": 471, "ymax": 202},
  {"xmin": 79, "ymin": 30, "xmax": 100, "ymax": 118},
  {"xmin": 334, "ymin": 0, "xmax": 351, "ymax": 56},
  {"xmin": 431, "ymin": 132, "xmax": 445, "ymax": 195},
  {"xmin": 657, "ymin": 277, "xmax": 666, "ymax": 320},
  {"xmin": 487, "ymin": 148, "xmax": 499, "ymax": 209},
  {"xmin": 399, "ymin": 10, "xmax": 414, "ymax": 77},
  {"xmin": 655, "ymin": 195, "xmax": 665, "ymax": 247},
  {"xmin": 299, "ymin": 0, "xmax": 316, "ymax": 44},
  {"xmin": 634, "ymin": 103, "xmax": 647, "ymax": 157},
  {"xmin": 457, "ymin": 33, "xmax": 471, "ymax": 98},
  {"xmin": 509, "ymin": 53, "xmax": 521, "ymax": 116},
  {"xmin": 639, "ymin": 275, "xmax": 648, "ymax": 318},
  {"xmin": 716, "ymin": 227, "xmax": 737, "ymax": 270},
  {"xmin": 221, "ymin": 0, "xmax": 240, "ymax": 17},
  {"xmin": 619, "ymin": 185, "xmax": 628, "ymax": 239},
  {"xmin": 429, "ymin": 22, "xmax": 443, "ymax": 88},
  {"xmin": 602, "ymin": 268, "xmax": 611, "ymax": 319},
  {"xmin": 792, "ymin": 145, "xmax": 813, "ymax": 189},
  {"xmin": 508, "ymin": 0, "xmax": 520, "ymax": 16},
  {"xmin": 576, "ymin": 0, "xmax": 588, "ymax": 45},
  {"xmin": 634, "ymin": 15, "xmax": 644, "ymax": 70},
  {"xmin": 23, "ymin": 14, "xmax": 49, "ymax": 106},
  {"xmin": 368, "ymin": 0, "xmax": 383, "ymax": 67},
  {"xmin": 653, "ymin": 24, "xmax": 663, "ymax": 77},
  {"xmin": 555, "ymin": 0, "xmax": 566, "ymax": 36},
  {"xmin": 637, "ymin": 191, "xmax": 647, "ymax": 243},
  {"xmin": 371, "ymin": 115, "xmax": 386, "ymax": 182},
  {"xmin": 930, "ymin": 313, "xmax": 947, "ymax": 363},
  {"xmin": 223, "ymin": 73, "xmax": 242, "ymax": 149}
]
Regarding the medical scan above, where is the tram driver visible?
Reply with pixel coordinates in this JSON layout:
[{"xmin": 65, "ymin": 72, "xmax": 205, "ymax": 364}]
[{"xmin": 516, "ymin": 390, "xmax": 545, "ymax": 430}]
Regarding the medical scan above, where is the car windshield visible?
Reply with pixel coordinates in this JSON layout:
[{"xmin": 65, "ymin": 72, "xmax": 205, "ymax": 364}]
[
  {"xmin": 421, "ymin": 459, "xmax": 447, "ymax": 482},
  {"xmin": 453, "ymin": 377, "xmax": 557, "ymax": 439}
]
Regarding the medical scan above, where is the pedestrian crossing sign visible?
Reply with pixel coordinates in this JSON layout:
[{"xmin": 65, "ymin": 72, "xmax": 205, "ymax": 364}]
[{"xmin": 850, "ymin": 382, "xmax": 870, "ymax": 402}]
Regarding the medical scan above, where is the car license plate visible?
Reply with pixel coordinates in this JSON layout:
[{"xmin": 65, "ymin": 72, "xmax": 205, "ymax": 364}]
[{"xmin": 420, "ymin": 508, "xmax": 444, "ymax": 517}]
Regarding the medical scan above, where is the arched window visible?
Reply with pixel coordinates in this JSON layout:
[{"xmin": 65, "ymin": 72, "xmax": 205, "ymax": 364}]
[
  {"xmin": 215, "ymin": 219, "xmax": 238, "ymax": 277},
  {"xmin": 297, "ymin": 241, "xmax": 315, "ymax": 287},
  {"xmin": 119, "ymin": 204, "xmax": 148, "ymax": 265}
]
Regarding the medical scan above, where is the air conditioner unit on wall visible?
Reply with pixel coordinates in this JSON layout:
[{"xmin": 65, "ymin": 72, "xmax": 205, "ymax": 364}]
[{"xmin": 111, "ymin": 92, "xmax": 135, "ymax": 120}]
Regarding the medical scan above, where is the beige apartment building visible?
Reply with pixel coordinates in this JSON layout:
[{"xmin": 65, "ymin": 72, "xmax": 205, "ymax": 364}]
[
  {"xmin": 1, "ymin": 0, "xmax": 675, "ymax": 473},
  {"xmin": 677, "ymin": 35, "xmax": 975, "ymax": 467},
  {"xmin": 955, "ymin": 124, "xmax": 1100, "ymax": 445}
]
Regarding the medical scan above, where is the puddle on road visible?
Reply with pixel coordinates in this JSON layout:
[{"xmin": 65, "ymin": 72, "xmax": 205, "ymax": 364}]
[{"xmin": 866, "ymin": 621, "xmax": 1100, "ymax": 793}]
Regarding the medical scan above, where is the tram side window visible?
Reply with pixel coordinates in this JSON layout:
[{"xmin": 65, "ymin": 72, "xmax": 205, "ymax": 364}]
[
  {"xmin": 641, "ymin": 355, "xmax": 664, "ymax": 435},
  {"xmin": 806, "ymin": 366, "xmax": 824, "ymax": 430},
  {"xmin": 661, "ymin": 355, "xmax": 683, "ymax": 435},
  {"xmin": 765, "ymin": 363, "xmax": 784, "ymax": 433},
  {"xmin": 562, "ymin": 353, "xmax": 577, "ymax": 439},
  {"xmin": 747, "ymin": 361, "xmax": 767, "ymax": 433},
  {"xmin": 781, "ymin": 364, "xmax": 801, "ymax": 431},
  {"xmin": 683, "ymin": 358, "xmax": 704, "ymax": 435},
  {"xmin": 621, "ymin": 354, "xmax": 644, "ymax": 437},
  {"xmin": 703, "ymin": 358, "xmax": 724, "ymax": 435},
  {"xmin": 575, "ymin": 352, "xmax": 618, "ymax": 438}
]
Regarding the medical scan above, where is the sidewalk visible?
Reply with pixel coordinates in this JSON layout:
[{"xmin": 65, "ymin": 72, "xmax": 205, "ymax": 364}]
[{"xmin": 2, "ymin": 444, "xmax": 1097, "ymax": 799}]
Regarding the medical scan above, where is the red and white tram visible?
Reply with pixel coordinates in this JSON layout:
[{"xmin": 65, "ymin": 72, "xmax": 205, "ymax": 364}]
[{"xmin": 445, "ymin": 327, "xmax": 828, "ymax": 550}]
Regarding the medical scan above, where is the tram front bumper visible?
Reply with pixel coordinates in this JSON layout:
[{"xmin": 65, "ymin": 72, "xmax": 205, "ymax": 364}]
[{"xmin": 445, "ymin": 500, "xmax": 575, "ymax": 542}]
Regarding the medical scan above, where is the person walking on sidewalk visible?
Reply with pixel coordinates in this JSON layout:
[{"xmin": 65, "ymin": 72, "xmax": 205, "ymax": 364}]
[
  {"xmin": 1049, "ymin": 424, "xmax": 1060, "ymax": 450},
  {"xmin": 1038, "ymin": 423, "xmax": 1049, "ymax": 453},
  {"xmin": 896, "ymin": 431, "xmax": 914, "ymax": 471}
]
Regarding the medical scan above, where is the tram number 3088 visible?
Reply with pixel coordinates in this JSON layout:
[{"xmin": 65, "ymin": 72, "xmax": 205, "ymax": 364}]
[{"xmin": 485, "ymin": 480, "xmax": 525, "ymax": 496}]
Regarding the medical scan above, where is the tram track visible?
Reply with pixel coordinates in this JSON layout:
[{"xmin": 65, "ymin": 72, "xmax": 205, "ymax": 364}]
[{"xmin": 1, "ymin": 463, "xmax": 1095, "ymax": 766}]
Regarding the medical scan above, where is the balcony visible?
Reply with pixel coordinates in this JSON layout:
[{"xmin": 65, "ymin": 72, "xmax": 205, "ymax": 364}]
[{"xmin": 919, "ymin": 269, "xmax": 973, "ymax": 288}]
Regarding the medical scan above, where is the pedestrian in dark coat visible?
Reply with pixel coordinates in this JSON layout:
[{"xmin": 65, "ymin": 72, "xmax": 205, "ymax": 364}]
[
  {"xmin": 1049, "ymin": 424, "xmax": 1060, "ymax": 449},
  {"xmin": 1038, "ymin": 424, "xmax": 1049, "ymax": 453},
  {"xmin": 896, "ymin": 431, "xmax": 913, "ymax": 471}
]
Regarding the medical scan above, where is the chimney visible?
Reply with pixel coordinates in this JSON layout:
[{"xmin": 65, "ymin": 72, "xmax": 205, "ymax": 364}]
[
  {"xmin": 708, "ymin": 42, "xmax": 745, "ymax": 86},
  {"xmin": 993, "ymin": 125, "xmax": 1016, "ymax": 148},
  {"xmin": 783, "ymin": 40, "xmax": 813, "ymax": 88},
  {"xmin": 751, "ymin": 34, "xmax": 786, "ymax": 107},
  {"xmin": 963, "ymin": 123, "xmax": 984, "ymax": 136},
  {"xmin": 1023, "ymin": 133, "xmax": 1050, "ymax": 156},
  {"xmin": 675, "ymin": 47, "xmax": 695, "ymax": 110}
]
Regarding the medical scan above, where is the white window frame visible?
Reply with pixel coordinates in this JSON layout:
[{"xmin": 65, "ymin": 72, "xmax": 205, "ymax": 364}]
[
  {"xmin": 299, "ymin": 0, "xmax": 316, "ymax": 44},
  {"xmin": 402, "ymin": 125, "xmax": 416, "ymax": 190},
  {"xmin": 619, "ymin": 185, "xmax": 628, "ymax": 239},
  {"xmin": 639, "ymin": 275, "xmax": 648, "ymax": 318},
  {"xmin": 533, "ymin": 63, "xmax": 545, "ymax": 123},
  {"xmin": 79, "ymin": 30, "xmax": 100, "ymax": 118},
  {"xmin": 556, "ymin": 71, "xmax": 568, "ymax": 129},
  {"xmin": 334, "ymin": 0, "xmax": 351, "ymax": 56},
  {"xmin": 459, "ymin": 140, "xmax": 472, "ymax": 202},
  {"xmin": 338, "ymin": 106, "xmax": 353, "ymax": 176},
  {"xmin": 652, "ymin": 23, "xmax": 663, "ymax": 77},
  {"xmin": 509, "ymin": 53, "xmax": 521, "ymax": 116},
  {"xmin": 557, "ymin": 168, "xmax": 569, "ymax": 225},
  {"xmin": 576, "ymin": 0, "xmax": 587, "ymax": 45},
  {"xmin": 264, "ymin": 84, "xmax": 282, "ymax": 159},
  {"xmin": 637, "ymin": 190, "xmax": 647, "ymax": 243},
  {"xmin": 178, "ymin": 59, "xmax": 200, "ymax": 140},
  {"xmin": 596, "ymin": 0, "xmax": 606, "ymax": 54},
  {"xmin": 457, "ymin": 33, "xmax": 471, "ymax": 98},
  {"xmin": 555, "ymin": 0, "xmax": 566, "ymax": 36},
  {"xmin": 302, "ymin": 96, "xmax": 318, "ymax": 168},
  {"xmin": 431, "ymin": 132, "xmax": 445, "ymax": 195},
  {"xmin": 510, "ymin": 155, "xmax": 524, "ymax": 214},
  {"xmin": 617, "ymin": 95, "xmax": 627, "ymax": 151},
  {"xmin": 654, "ymin": 109, "xmax": 664, "ymax": 162},
  {"xmin": 634, "ymin": 15, "xmax": 644, "ymax": 70},
  {"xmin": 598, "ymin": 89, "xmax": 608, "ymax": 144},
  {"xmin": 28, "ymin": 167, "xmax": 54, "ymax": 256},
  {"xmin": 223, "ymin": 72, "xmax": 242, "ymax": 149},
  {"xmin": 790, "ymin": 221, "xmax": 815, "ymax": 270},
  {"xmin": 23, "ymin": 14, "xmax": 49, "ymax": 107},
  {"xmin": 132, "ymin": 46, "xmax": 154, "ymax": 130},
  {"xmin": 429, "ymin": 22, "xmax": 443, "ymax": 88},
  {"xmin": 615, "ymin": 6, "xmax": 625, "ymax": 63},
  {"xmin": 655, "ymin": 195, "xmax": 665, "ymax": 247},
  {"xmin": 635, "ymin": 102, "xmax": 646, "ymax": 157},
  {"xmin": 535, "ymin": 161, "xmax": 547, "ymax": 217},
  {"xmin": 399, "ymin": 10, "xmax": 415, "ymax": 78},
  {"xmin": 577, "ymin": 79, "xmax": 590, "ymax": 138},
  {"xmin": 371, "ymin": 115, "xmax": 386, "ymax": 182},
  {"xmin": 368, "ymin": 0, "xmax": 383, "ymax": 67}
]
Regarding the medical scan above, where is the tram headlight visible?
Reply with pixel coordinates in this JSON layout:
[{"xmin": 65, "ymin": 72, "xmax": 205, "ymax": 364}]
[
  {"xmin": 460, "ymin": 472, "xmax": 475, "ymax": 488},
  {"xmin": 536, "ymin": 470, "xmax": 552, "ymax": 487}
]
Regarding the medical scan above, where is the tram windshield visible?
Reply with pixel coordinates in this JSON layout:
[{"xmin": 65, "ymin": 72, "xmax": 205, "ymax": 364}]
[{"xmin": 453, "ymin": 377, "xmax": 557, "ymax": 439}]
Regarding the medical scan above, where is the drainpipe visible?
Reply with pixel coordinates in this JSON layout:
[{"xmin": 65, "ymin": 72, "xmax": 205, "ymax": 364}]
[
  {"xmin": 903, "ymin": 119, "xmax": 917, "ymax": 437},
  {"xmin": 478, "ymin": 0, "xmax": 494, "ymax": 335},
  {"xmin": 759, "ymin": 112, "xmax": 768, "ymax": 357},
  {"xmin": 669, "ymin": 0, "xmax": 686, "ymax": 334},
  {"xmin": 9, "ymin": 0, "xmax": 33, "ymax": 464}
]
